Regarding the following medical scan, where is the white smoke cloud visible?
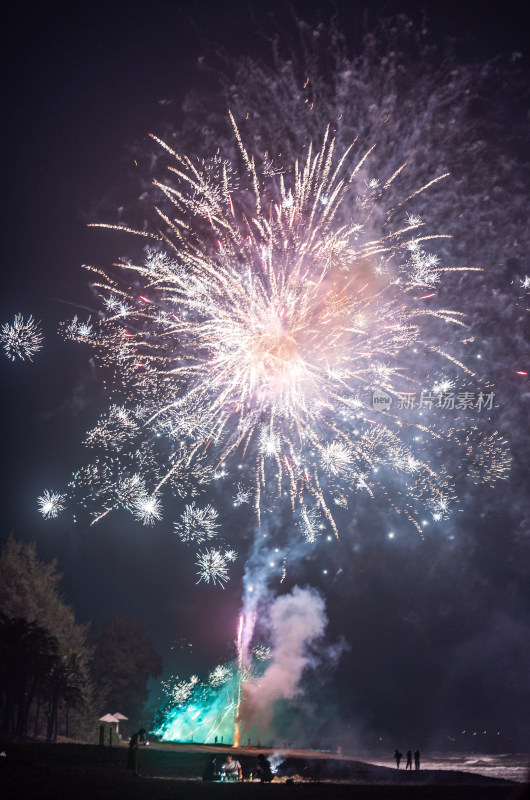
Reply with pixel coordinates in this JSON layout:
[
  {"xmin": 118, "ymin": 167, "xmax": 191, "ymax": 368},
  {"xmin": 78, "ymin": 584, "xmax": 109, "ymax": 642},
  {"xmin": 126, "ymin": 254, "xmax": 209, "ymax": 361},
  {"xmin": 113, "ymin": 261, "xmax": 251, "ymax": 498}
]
[
  {"xmin": 258, "ymin": 586, "xmax": 327, "ymax": 702},
  {"xmin": 242, "ymin": 585, "xmax": 329, "ymax": 735}
]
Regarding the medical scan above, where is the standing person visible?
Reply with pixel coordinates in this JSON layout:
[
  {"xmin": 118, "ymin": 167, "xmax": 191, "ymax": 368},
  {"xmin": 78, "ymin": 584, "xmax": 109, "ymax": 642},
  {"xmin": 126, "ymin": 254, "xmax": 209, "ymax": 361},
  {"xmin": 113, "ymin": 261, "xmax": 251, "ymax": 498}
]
[
  {"xmin": 414, "ymin": 750, "xmax": 421, "ymax": 770},
  {"xmin": 221, "ymin": 754, "xmax": 242, "ymax": 780},
  {"xmin": 394, "ymin": 749, "xmax": 403, "ymax": 768},
  {"xmin": 127, "ymin": 728, "xmax": 146, "ymax": 776},
  {"xmin": 405, "ymin": 750, "xmax": 413, "ymax": 769}
]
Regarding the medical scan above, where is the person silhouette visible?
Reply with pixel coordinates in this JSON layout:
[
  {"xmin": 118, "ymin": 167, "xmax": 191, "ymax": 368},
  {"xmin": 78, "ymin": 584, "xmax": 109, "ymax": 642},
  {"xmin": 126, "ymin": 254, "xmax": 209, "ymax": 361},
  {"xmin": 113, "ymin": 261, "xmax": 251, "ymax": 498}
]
[
  {"xmin": 127, "ymin": 728, "xmax": 146, "ymax": 775},
  {"xmin": 394, "ymin": 749, "xmax": 403, "ymax": 768},
  {"xmin": 202, "ymin": 756, "xmax": 218, "ymax": 781},
  {"xmin": 256, "ymin": 753, "xmax": 273, "ymax": 782},
  {"xmin": 406, "ymin": 750, "xmax": 413, "ymax": 769},
  {"xmin": 414, "ymin": 750, "xmax": 421, "ymax": 770}
]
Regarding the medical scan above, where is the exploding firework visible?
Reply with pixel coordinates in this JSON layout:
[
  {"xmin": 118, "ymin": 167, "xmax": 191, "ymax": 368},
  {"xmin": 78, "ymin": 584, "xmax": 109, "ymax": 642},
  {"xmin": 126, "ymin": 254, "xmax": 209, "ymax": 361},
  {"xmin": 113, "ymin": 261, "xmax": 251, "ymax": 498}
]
[
  {"xmin": 209, "ymin": 664, "xmax": 233, "ymax": 687},
  {"xmin": 52, "ymin": 109, "xmax": 508, "ymax": 579},
  {"xmin": 133, "ymin": 492, "xmax": 163, "ymax": 525},
  {"xmin": 175, "ymin": 502, "xmax": 220, "ymax": 543},
  {"xmin": 1, "ymin": 314, "xmax": 43, "ymax": 361},
  {"xmin": 37, "ymin": 490, "xmax": 67, "ymax": 519},
  {"xmin": 155, "ymin": 669, "xmax": 239, "ymax": 743},
  {"xmin": 196, "ymin": 547, "xmax": 236, "ymax": 586}
]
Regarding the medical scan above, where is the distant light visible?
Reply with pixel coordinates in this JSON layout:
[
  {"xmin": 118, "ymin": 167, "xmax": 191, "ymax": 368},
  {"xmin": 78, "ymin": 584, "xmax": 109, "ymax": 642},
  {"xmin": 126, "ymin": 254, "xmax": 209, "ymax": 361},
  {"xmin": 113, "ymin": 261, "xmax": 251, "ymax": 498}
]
[{"xmin": 388, "ymin": 532, "xmax": 395, "ymax": 539}]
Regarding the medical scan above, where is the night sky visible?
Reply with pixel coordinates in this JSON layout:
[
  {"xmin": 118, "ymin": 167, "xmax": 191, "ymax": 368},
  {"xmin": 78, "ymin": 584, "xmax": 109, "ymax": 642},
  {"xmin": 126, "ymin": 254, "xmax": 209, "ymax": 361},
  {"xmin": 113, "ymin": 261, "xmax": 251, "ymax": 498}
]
[{"xmin": 1, "ymin": 0, "xmax": 529, "ymax": 752}]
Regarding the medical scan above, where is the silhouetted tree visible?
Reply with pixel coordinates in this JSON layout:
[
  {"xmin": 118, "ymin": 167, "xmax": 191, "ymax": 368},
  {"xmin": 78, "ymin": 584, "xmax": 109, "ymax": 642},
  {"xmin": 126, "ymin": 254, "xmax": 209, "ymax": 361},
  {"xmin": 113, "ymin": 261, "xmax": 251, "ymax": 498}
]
[
  {"xmin": 0, "ymin": 614, "xmax": 58, "ymax": 737},
  {"xmin": 0, "ymin": 536, "xmax": 88, "ymax": 658},
  {"xmin": 0, "ymin": 537, "xmax": 92, "ymax": 739},
  {"xmin": 45, "ymin": 653, "xmax": 86, "ymax": 741},
  {"xmin": 89, "ymin": 616, "xmax": 162, "ymax": 725}
]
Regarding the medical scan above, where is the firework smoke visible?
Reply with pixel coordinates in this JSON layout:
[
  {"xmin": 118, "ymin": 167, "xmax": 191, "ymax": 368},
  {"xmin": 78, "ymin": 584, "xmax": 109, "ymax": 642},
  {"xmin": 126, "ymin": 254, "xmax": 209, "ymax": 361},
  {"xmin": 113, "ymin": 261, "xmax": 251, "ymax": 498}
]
[{"xmin": 240, "ymin": 586, "xmax": 327, "ymax": 734}]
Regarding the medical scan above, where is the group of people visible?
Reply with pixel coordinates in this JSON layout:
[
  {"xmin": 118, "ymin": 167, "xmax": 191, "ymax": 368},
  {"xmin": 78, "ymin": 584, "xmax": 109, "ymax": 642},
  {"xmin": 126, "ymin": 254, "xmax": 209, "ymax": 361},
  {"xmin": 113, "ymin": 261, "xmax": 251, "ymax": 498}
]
[
  {"xmin": 131, "ymin": 734, "xmax": 422, "ymax": 780},
  {"xmin": 203, "ymin": 753, "xmax": 273, "ymax": 782},
  {"xmin": 394, "ymin": 749, "xmax": 421, "ymax": 770}
]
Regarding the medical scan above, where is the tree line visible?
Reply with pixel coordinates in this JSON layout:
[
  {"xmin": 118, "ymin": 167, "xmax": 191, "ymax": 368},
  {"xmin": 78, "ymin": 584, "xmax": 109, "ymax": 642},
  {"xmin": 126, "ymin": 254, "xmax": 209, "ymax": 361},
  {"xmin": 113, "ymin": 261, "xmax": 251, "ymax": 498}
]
[{"xmin": 0, "ymin": 535, "xmax": 162, "ymax": 741}]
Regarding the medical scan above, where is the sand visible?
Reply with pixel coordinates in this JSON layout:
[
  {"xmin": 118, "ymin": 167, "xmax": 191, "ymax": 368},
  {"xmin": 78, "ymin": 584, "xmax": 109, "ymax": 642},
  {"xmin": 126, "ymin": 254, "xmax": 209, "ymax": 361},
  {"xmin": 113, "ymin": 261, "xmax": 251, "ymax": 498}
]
[{"xmin": 1, "ymin": 741, "xmax": 527, "ymax": 800}]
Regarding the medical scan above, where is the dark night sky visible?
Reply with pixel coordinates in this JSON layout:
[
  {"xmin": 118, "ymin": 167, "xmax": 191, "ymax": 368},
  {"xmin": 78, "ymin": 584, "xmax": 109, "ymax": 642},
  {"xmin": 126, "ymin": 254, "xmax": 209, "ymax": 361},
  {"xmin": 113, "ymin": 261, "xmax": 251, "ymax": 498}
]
[{"xmin": 1, "ymin": 0, "xmax": 529, "ymax": 751}]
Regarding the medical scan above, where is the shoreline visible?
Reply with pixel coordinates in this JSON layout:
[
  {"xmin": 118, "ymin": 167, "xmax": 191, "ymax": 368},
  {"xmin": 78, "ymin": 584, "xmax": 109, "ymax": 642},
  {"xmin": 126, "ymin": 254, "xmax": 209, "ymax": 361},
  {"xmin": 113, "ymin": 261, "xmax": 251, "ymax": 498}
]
[{"xmin": 1, "ymin": 740, "xmax": 527, "ymax": 800}]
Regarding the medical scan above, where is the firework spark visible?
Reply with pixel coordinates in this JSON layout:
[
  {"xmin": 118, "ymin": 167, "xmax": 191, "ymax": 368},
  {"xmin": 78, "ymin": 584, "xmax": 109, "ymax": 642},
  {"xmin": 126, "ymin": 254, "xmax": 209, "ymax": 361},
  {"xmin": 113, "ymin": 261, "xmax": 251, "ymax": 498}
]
[
  {"xmin": 133, "ymin": 493, "xmax": 163, "ymax": 525},
  {"xmin": 209, "ymin": 664, "xmax": 233, "ymax": 687},
  {"xmin": 38, "ymin": 490, "xmax": 66, "ymax": 519},
  {"xmin": 196, "ymin": 548, "xmax": 235, "ymax": 586},
  {"xmin": 60, "ymin": 315, "xmax": 94, "ymax": 341},
  {"xmin": 174, "ymin": 502, "xmax": 220, "ymax": 543},
  {"xmin": 1, "ymin": 314, "xmax": 43, "ymax": 361}
]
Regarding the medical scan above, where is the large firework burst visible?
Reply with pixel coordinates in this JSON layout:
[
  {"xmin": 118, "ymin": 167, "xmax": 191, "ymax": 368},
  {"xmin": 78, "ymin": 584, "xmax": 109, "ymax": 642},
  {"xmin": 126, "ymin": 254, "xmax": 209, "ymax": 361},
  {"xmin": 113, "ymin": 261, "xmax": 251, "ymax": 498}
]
[{"xmin": 52, "ymin": 113, "xmax": 508, "ymax": 581}]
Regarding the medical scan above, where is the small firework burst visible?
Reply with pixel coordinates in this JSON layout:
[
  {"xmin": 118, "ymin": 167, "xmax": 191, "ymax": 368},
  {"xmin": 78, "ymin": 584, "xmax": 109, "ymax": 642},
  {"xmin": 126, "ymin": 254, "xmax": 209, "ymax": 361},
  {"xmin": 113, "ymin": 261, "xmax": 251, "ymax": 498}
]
[
  {"xmin": 60, "ymin": 315, "xmax": 94, "ymax": 341},
  {"xmin": 321, "ymin": 441, "xmax": 352, "ymax": 478},
  {"xmin": 196, "ymin": 548, "xmax": 234, "ymax": 587},
  {"xmin": 233, "ymin": 483, "xmax": 252, "ymax": 507},
  {"xmin": 428, "ymin": 494, "xmax": 453, "ymax": 521},
  {"xmin": 115, "ymin": 473, "xmax": 146, "ymax": 511},
  {"xmin": 253, "ymin": 644, "xmax": 271, "ymax": 661},
  {"xmin": 1, "ymin": 314, "xmax": 43, "ymax": 361},
  {"xmin": 174, "ymin": 502, "xmax": 220, "ymax": 543},
  {"xmin": 209, "ymin": 664, "xmax": 233, "ymax": 686},
  {"xmin": 38, "ymin": 490, "xmax": 66, "ymax": 519},
  {"xmin": 133, "ymin": 493, "xmax": 163, "ymax": 525}
]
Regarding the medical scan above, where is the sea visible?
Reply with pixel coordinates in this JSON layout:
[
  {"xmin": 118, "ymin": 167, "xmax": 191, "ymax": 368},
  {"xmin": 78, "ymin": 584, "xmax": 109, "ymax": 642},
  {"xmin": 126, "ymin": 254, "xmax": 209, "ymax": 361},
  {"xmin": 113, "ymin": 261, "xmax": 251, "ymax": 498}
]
[{"xmin": 369, "ymin": 753, "xmax": 530, "ymax": 783}]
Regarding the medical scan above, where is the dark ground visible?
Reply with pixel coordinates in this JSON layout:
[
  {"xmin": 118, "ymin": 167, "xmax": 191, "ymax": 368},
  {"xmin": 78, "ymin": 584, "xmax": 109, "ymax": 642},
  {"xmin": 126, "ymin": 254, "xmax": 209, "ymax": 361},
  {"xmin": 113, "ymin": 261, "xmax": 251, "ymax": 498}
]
[{"xmin": 1, "ymin": 742, "xmax": 528, "ymax": 800}]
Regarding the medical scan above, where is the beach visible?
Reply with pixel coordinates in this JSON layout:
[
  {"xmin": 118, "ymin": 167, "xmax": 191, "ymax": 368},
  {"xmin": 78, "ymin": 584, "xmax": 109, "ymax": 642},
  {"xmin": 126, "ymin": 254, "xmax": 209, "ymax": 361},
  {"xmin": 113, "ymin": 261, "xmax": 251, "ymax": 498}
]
[{"xmin": 1, "ymin": 741, "xmax": 527, "ymax": 800}]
